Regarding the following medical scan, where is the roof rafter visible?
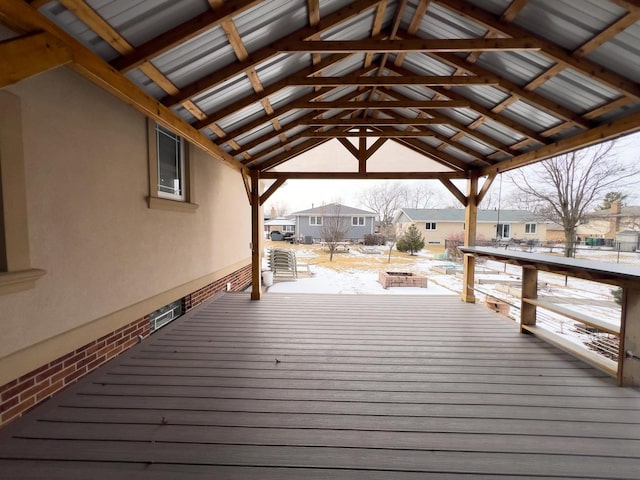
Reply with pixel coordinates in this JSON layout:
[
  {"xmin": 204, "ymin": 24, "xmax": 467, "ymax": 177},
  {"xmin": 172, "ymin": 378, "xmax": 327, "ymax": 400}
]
[
  {"xmin": 383, "ymin": 64, "xmax": 545, "ymax": 148},
  {"xmin": 111, "ymin": 0, "xmax": 262, "ymax": 73},
  {"xmin": 260, "ymin": 171, "xmax": 467, "ymax": 180},
  {"xmin": 0, "ymin": 0, "xmax": 245, "ymax": 173},
  {"xmin": 435, "ymin": 0, "xmax": 640, "ymax": 101},
  {"xmin": 193, "ymin": 53, "xmax": 358, "ymax": 130},
  {"xmin": 279, "ymin": 38, "xmax": 541, "ymax": 53},
  {"xmin": 162, "ymin": 0, "xmax": 387, "ymax": 107},
  {"xmin": 0, "ymin": 31, "xmax": 71, "ymax": 88}
]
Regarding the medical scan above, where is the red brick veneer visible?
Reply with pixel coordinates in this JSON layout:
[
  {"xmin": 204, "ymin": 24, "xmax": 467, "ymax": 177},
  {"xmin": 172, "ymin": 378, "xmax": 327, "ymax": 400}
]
[{"xmin": 0, "ymin": 264, "xmax": 251, "ymax": 427}]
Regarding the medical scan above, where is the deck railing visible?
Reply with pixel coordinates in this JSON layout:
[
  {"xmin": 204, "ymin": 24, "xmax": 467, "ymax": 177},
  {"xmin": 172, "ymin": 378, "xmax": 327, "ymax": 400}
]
[{"xmin": 460, "ymin": 246, "xmax": 640, "ymax": 386}]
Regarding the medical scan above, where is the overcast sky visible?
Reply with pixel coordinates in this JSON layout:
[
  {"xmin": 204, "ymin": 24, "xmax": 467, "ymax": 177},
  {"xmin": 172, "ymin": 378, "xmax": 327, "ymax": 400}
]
[{"xmin": 263, "ymin": 131, "xmax": 640, "ymax": 216}]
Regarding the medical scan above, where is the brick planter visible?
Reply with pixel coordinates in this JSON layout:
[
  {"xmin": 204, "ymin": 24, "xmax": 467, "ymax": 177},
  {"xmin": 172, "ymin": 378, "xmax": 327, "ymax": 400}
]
[{"xmin": 379, "ymin": 271, "xmax": 427, "ymax": 289}]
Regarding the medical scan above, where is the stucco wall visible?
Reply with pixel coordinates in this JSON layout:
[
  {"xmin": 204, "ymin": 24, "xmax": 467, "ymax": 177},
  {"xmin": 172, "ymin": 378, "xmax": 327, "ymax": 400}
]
[{"xmin": 0, "ymin": 67, "xmax": 251, "ymax": 366}]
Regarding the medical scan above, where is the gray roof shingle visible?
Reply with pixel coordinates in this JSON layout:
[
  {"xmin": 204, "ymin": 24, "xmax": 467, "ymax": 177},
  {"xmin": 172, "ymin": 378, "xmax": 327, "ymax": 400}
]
[
  {"xmin": 293, "ymin": 203, "xmax": 376, "ymax": 216},
  {"xmin": 399, "ymin": 208, "xmax": 540, "ymax": 223}
]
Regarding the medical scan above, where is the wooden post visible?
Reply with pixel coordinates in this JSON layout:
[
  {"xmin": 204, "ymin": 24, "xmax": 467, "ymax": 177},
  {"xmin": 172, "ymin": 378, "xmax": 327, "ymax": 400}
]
[
  {"xmin": 619, "ymin": 287, "xmax": 640, "ymax": 386},
  {"xmin": 520, "ymin": 266, "xmax": 538, "ymax": 332},
  {"xmin": 461, "ymin": 175, "xmax": 477, "ymax": 303},
  {"xmin": 250, "ymin": 170, "xmax": 262, "ymax": 300}
]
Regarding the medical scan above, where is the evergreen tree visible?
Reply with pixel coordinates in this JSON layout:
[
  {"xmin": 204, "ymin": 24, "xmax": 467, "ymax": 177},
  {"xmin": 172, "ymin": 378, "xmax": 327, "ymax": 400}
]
[{"xmin": 396, "ymin": 224, "xmax": 425, "ymax": 255}]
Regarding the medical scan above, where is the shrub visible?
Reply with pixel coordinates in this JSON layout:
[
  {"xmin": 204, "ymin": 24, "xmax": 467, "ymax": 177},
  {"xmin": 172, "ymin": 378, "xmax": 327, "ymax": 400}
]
[{"xmin": 364, "ymin": 233, "xmax": 386, "ymax": 245}]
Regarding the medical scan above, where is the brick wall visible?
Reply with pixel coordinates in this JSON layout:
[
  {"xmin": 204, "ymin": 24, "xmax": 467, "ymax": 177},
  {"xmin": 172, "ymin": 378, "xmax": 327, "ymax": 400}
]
[
  {"xmin": 184, "ymin": 263, "xmax": 252, "ymax": 311},
  {"xmin": 0, "ymin": 263, "xmax": 252, "ymax": 428}
]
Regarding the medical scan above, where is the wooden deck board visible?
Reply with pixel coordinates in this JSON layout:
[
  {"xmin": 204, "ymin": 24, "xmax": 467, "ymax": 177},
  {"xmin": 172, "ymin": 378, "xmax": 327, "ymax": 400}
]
[{"xmin": 1, "ymin": 293, "xmax": 639, "ymax": 479}]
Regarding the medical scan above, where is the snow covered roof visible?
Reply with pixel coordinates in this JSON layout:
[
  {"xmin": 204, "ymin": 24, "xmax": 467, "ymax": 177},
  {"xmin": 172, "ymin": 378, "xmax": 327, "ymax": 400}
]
[{"xmin": 264, "ymin": 218, "xmax": 296, "ymax": 226}]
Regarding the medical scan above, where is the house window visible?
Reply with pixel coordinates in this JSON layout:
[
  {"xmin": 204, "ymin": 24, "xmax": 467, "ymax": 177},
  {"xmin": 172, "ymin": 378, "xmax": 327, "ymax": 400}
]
[
  {"xmin": 282, "ymin": 225, "xmax": 295, "ymax": 232},
  {"xmin": 525, "ymin": 223, "xmax": 537, "ymax": 234},
  {"xmin": 425, "ymin": 222, "xmax": 437, "ymax": 230},
  {"xmin": 352, "ymin": 216, "xmax": 365, "ymax": 226},
  {"xmin": 147, "ymin": 120, "xmax": 197, "ymax": 212},
  {"xmin": 156, "ymin": 124, "xmax": 185, "ymax": 200},
  {"xmin": 309, "ymin": 216, "xmax": 322, "ymax": 226}
]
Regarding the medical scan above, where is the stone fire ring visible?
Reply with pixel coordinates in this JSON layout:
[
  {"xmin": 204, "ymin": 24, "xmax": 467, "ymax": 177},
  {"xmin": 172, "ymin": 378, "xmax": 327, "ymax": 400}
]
[{"xmin": 379, "ymin": 271, "xmax": 428, "ymax": 289}]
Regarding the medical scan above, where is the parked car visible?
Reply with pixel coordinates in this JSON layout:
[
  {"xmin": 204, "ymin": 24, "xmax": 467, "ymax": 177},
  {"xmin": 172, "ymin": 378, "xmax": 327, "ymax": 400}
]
[{"xmin": 270, "ymin": 230, "xmax": 294, "ymax": 241}]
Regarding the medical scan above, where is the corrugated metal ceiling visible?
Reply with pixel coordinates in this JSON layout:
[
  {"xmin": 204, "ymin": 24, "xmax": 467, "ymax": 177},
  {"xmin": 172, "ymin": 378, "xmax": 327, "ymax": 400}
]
[{"xmin": 16, "ymin": 0, "xmax": 640, "ymax": 176}]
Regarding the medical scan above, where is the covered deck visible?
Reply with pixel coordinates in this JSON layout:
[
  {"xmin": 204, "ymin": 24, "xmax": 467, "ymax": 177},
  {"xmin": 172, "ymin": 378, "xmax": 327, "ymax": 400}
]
[{"xmin": 1, "ymin": 293, "xmax": 639, "ymax": 479}]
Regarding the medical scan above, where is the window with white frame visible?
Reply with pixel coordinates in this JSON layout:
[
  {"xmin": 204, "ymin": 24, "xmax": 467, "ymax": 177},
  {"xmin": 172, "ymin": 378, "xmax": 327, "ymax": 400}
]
[
  {"xmin": 282, "ymin": 225, "xmax": 295, "ymax": 232},
  {"xmin": 425, "ymin": 222, "xmax": 437, "ymax": 230},
  {"xmin": 147, "ymin": 120, "xmax": 197, "ymax": 212},
  {"xmin": 525, "ymin": 223, "xmax": 537, "ymax": 234},
  {"xmin": 352, "ymin": 216, "xmax": 365, "ymax": 226},
  {"xmin": 156, "ymin": 124, "xmax": 185, "ymax": 200},
  {"xmin": 309, "ymin": 216, "xmax": 322, "ymax": 226}
]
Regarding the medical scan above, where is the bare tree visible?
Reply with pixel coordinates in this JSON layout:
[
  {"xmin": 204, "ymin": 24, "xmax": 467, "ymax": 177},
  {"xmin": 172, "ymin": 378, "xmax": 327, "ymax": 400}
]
[
  {"xmin": 359, "ymin": 182, "xmax": 406, "ymax": 228},
  {"xmin": 509, "ymin": 142, "xmax": 636, "ymax": 257},
  {"xmin": 400, "ymin": 183, "xmax": 436, "ymax": 209},
  {"xmin": 379, "ymin": 222, "xmax": 398, "ymax": 263},
  {"xmin": 320, "ymin": 203, "xmax": 351, "ymax": 261},
  {"xmin": 265, "ymin": 200, "xmax": 290, "ymax": 217}
]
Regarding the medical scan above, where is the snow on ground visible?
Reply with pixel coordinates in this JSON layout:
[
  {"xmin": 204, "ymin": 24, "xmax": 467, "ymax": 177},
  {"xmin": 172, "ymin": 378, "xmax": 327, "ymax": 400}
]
[{"xmin": 268, "ymin": 266, "xmax": 456, "ymax": 295}]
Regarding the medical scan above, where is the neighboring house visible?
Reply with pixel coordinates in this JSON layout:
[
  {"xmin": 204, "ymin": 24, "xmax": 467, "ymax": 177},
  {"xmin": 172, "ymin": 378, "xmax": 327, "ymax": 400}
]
[
  {"xmin": 292, "ymin": 203, "xmax": 376, "ymax": 242},
  {"xmin": 264, "ymin": 217, "xmax": 296, "ymax": 237},
  {"xmin": 546, "ymin": 201, "xmax": 640, "ymax": 244},
  {"xmin": 583, "ymin": 201, "xmax": 640, "ymax": 239},
  {"xmin": 395, "ymin": 208, "xmax": 546, "ymax": 246}
]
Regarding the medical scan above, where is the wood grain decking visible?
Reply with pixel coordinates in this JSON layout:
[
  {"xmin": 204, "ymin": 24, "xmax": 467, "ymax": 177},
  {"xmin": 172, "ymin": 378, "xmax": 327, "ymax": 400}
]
[{"xmin": 1, "ymin": 293, "xmax": 639, "ymax": 479}]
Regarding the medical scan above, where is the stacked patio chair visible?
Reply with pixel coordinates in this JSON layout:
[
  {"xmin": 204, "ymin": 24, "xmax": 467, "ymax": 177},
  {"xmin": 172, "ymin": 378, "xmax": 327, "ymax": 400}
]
[{"xmin": 268, "ymin": 248, "xmax": 298, "ymax": 279}]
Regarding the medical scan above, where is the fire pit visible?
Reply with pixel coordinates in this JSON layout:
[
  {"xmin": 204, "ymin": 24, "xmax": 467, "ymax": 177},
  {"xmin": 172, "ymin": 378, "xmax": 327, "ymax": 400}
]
[{"xmin": 378, "ymin": 271, "xmax": 428, "ymax": 289}]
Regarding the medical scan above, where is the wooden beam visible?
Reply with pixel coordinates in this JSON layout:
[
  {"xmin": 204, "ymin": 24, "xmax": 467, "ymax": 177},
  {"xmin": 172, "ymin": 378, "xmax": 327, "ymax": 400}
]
[
  {"xmin": 435, "ymin": 0, "xmax": 640, "ymax": 101},
  {"xmin": 192, "ymin": 53, "xmax": 363, "ymax": 126},
  {"xmin": 161, "ymin": 0, "xmax": 386, "ymax": 106},
  {"xmin": 396, "ymin": 31, "xmax": 592, "ymax": 130},
  {"xmin": 395, "ymin": 0, "xmax": 431, "ymax": 66},
  {"xmin": 241, "ymin": 172, "xmax": 252, "ymax": 205},
  {"xmin": 111, "ymin": 0, "xmax": 261, "ymax": 72},
  {"xmin": 383, "ymin": 110, "xmax": 486, "ymax": 162},
  {"xmin": 260, "ymin": 171, "xmax": 467, "ymax": 180},
  {"xmin": 357, "ymin": 133, "xmax": 367, "ymax": 173},
  {"xmin": 306, "ymin": 130, "xmax": 435, "ymax": 137},
  {"xmin": 231, "ymin": 89, "xmax": 369, "ymax": 155},
  {"xmin": 295, "ymin": 99, "xmax": 470, "ymax": 109},
  {"xmin": 500, "ymin": 0, "xmax": 529, "ymax": 23},
  {"xmin": 619, "ymin": 286, "xmax": 640, "ymax": 386},
  {"xmin": 300, "ymin": 118, "xmax": 446, "ymax": 126},
  {"xmin": 288, "ymin": 75, "xmax": 500, "ymax": 87},
  {"xmin": 0, "ymin": 32, "xmax": 71, "ymax": 87},
  {"xmin": 480, "ymin": 109, "xmax": 640, "ymax": 175},
  {"xmin": 363, "ymin": 137, "xmax": 388, "ymax": 160},
  {"xmin": 0, "ymin": 0, "xmax": 246, "ymax": 173},
  {"xmin": 396, "ymin": 137, "xmax": 471, "ymax": 171},
  {"xmin": 337, "ymin": 138, "xmax": 360, "ymax": 160},
  {"xmin": 259, "ymin": 178, "xmax": 286, "ymax": 206},
  {"xmin": 461, "ymin": 174, "xmax": 478, "ymax": 303},
  {"xmin": 279, "ymin": 38, "xmax": 541, "ymax": 53},
  {"xmin": 379, "ymin": 85, "xmax": 516, "ymax": 156},
  {"xmin": 440, "ymin": 178, "xmax": 468, "ymax": 206},
  {"xmin": 250, "ymin": 170, "xmax": 262, "ymax": 300},
  {"xmin": 573, "ymin": 11, "xmax": 640, "ymax": 58},
  {"xmin": 476, "ymin": 171, "xmax": 497, "ymax": 206}
]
